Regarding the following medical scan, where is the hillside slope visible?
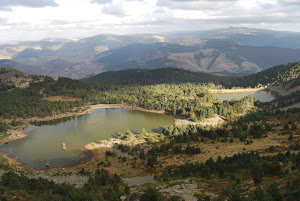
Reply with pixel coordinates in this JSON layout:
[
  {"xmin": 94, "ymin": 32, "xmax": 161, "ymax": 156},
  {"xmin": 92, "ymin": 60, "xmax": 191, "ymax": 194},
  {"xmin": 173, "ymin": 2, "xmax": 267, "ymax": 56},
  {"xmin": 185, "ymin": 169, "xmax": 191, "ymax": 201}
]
[
  {"xmin": 87, "ymin": 61, "xmax": 300, "ymax": 88},
  {"xmin": 1, "ymin": 27, "xmax": 300, "ymax": 78},
  {"xmin": 86, "ymin": 67, "xmax": 236, "ymax": 85},
  {"xmin": 92, "ymin": 41, "xmax": 300, "ymax": 75},
  {"xmin": 0, "ymin": 66, "xmax": 43, "ymax": 88}
]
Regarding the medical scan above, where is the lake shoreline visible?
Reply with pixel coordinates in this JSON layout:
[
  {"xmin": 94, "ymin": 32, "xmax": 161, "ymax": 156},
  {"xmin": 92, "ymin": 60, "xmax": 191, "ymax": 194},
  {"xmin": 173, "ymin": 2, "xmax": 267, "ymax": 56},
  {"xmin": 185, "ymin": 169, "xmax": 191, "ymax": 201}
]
[
  {"xmin": 0, "ymin": 126, "xmax": 29, "ymax": 146},
  {"xmin": 0, "ymin": 104, "xmax": 172, "ymax": 170},
  {"xmin": 0, "ymin": 103, "xmax": 223, "ymax": 171},
  {"xmin": 0, "ymin": 104, "xmax": 124, "ymax": 145},
  {"xmin": 209, "ymin": 87, "xmax": 266, "ymax": 94}
]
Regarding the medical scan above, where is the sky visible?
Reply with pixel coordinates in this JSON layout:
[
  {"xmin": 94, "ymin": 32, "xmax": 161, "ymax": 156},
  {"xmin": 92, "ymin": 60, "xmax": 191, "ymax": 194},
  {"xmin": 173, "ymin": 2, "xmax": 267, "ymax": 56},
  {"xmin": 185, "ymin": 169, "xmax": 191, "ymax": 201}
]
[{"xmin": 0, "ymin": 0, "xmax": 299, "ymax": 41}]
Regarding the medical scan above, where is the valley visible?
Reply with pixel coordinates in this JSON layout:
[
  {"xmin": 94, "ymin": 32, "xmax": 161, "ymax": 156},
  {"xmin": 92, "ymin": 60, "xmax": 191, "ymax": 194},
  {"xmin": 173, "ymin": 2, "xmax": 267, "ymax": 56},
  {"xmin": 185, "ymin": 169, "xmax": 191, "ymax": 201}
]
[
  {"xmin": 1, "ymin": 0, "xmax": 300, "ymax": 200},
  {"xmin": 0, "ymin": 60, "xmax": 299, "ymax": 200}
]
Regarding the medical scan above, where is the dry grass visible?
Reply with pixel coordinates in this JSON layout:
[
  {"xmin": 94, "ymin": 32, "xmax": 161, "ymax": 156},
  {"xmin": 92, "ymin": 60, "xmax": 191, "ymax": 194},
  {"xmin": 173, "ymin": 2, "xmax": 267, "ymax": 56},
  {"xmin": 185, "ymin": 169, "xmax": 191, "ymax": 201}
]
[
  {"xmin": 42, "ymin": 96, "xmax": 82, "ymax": 102},
  {"xmin": 71, "ymin": 113, "xmax": 300, "ymax": 178},
  {"xmin": 209, "ymin": 87, "xmax": 266, "ymax": 94},
  {"xmin": 71, "ymin": 147, "xmax": 147, "ymax": 177}
]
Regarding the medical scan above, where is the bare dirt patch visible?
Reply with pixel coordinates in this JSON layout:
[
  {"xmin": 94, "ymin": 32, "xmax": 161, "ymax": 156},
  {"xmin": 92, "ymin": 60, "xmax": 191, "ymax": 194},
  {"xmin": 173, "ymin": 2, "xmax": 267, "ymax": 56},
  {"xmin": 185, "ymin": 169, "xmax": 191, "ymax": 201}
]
[
  {"xmin": 42, "ymin": 96, "xmax": 82, "ymax": 102},
  {"xmin": 175, "ymin": 115, "xmax": 224, "ymax": 127},
  {"xmin": 209, "ymin": 87, "xmax": 266, "ymax": 94}
]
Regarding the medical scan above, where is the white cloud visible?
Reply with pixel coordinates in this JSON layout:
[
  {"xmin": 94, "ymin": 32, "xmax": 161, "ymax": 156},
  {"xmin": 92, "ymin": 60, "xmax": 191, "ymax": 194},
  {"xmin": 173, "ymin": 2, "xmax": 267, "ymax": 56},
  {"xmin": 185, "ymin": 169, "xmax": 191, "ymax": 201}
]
[
  {"xmin": 90, "ymin": 0, "xmax": 112, "ymax": 4},
  {"xmin": 156, "ymin": 0, "xmax": 238, "ymax": 10},
  {"xmin": 102, "ymin": 3, "xmax": 127, "ymax": 17},
  {"xmin": 0, "ymin": 0, "xmax": 299, "ymax": 42},
  {"xmin": 279, "ymin": 0, "xmax": 300, "ymax": 5},
  {"xmin": 0, "ymin": 0, "xmax": 58, "ymax": 10}
]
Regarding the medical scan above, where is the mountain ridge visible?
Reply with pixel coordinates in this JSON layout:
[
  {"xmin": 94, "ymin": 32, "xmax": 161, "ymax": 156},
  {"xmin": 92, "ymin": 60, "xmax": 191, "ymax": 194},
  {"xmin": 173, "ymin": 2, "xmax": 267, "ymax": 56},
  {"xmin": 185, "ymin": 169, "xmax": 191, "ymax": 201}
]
[{"xmin": 1, "ymin": 27, "xmax": 300, "ymax": 78}]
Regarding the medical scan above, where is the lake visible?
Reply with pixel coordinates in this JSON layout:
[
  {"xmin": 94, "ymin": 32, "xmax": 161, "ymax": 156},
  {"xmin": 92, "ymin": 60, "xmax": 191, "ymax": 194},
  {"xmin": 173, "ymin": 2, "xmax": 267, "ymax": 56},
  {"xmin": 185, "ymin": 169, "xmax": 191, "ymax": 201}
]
[
  {"xmin": 0, "ymin": 108, "xmax": 174, "ymax": 169},
  {"xmin": 213, "ymin": 90, "xmax": 276, "ymax": 102}
]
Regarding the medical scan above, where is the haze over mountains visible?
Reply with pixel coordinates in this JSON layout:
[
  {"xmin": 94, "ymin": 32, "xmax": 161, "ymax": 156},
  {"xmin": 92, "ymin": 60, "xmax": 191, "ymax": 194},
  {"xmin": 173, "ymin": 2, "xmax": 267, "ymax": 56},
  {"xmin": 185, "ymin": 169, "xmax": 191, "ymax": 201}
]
[{"xmin": 1, "ymin": 27, "xmax": 300, "ymax": 79}]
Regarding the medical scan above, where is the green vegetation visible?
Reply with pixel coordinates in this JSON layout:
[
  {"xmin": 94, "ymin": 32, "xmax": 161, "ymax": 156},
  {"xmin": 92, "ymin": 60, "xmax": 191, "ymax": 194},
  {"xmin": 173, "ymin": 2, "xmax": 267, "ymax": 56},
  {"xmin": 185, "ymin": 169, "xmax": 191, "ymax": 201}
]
[
  {"xmin": 163, "ymin": 152, "xmax": 296, "ymax": 180},
  {"xmin": 0, "ymin": 87, "xmax": 84, "ymax": 118},
  {"xmin": 276, "ymin": 91, "xmax": 300, "ymax": 108},
  {"xmin": 0, "ymin": 76, "xmax": 254, "ymax": 120},
  {"xmin": 0, "ymin": 121, "xmax": 8, "ymax": 133},
  {"xmin": 243, "ymin": 61, "xmax": 300, "ymax": 87},
  {"xmin": 0, "ymin": 169, "xmax": 124, "ymax": 201},
  {"xmin": 86, "ymin": 68, "xmax": 238, "ymax": 86},
  {"xmin": 0, "ymin": 60, "xmax": 299, "ymax": 200},
  {"xmin": 87, "ymin": 61, "xmax": 300, "ymax": 88},
  {"xmin": 0, "ymin": 61, "xmax": 299, "ymax": 120},
  {"xmin": 159, "ymin": 152, "xmax": 300, "ymax": 201}
]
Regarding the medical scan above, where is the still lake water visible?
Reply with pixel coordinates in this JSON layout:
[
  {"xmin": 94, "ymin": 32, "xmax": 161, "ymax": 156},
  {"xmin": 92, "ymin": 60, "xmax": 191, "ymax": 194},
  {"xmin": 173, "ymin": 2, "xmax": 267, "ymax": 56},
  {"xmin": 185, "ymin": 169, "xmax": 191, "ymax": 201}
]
[
  {"xmin": 213, "ymin": 90, "xmax": 276, "ymax": 102},
  {"xmin": 0, "ymin": 108, "xmax": 174, "ymax": 169}
]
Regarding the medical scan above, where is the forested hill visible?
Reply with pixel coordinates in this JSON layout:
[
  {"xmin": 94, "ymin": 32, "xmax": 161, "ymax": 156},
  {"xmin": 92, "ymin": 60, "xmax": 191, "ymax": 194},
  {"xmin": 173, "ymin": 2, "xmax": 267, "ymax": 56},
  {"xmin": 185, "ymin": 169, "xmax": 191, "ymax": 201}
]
[
  {"xmin": 85, "ymin": 68, "xmax": 237, "ymax": 86},
  {"xmin": 0, "ymin": 66, "xmax": 43, "ymax": 88},
  {"xmin": 86, "ymin": 61, "xmax": 300, "ymax": 88},
  {"xmin": 242, "ymin": 61, "xmax": 300, "ymax": 87}
]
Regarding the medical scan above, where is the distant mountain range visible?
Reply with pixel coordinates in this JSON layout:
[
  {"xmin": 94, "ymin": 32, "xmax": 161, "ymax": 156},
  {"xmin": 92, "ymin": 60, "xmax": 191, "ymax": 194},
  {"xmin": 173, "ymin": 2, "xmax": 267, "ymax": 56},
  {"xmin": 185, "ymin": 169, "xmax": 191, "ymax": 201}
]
[
  {"xmin": 1, "ymin": 60, "xmax": 299, "ymax": 91},
  {"xmin": 92, "ymin": 40, "xmax": 300, "ymax": 75},
  {"xmin": 1, "ymin": 27, "xmax": 300, "ymax": 79}
]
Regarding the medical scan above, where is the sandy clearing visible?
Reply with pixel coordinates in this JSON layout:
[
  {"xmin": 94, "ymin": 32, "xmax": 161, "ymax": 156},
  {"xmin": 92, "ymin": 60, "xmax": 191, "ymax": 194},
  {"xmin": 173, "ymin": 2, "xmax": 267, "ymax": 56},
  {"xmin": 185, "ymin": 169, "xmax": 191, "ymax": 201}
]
[
  {"xmin": 175, "ymin": 115, "xmax": 224, "ymax": 127},
  {"xmin": 209, "ymin": 87, "xmax": 266, "ymax": 94}
]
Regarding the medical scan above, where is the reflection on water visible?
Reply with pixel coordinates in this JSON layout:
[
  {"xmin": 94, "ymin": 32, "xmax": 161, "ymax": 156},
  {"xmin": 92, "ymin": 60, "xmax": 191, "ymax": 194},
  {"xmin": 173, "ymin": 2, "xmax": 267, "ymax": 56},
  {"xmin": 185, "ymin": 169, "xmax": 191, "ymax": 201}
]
[
  {"xmin": 0, "ymin": 108, "xmax": 174, "ymax": 169},
  {"xmin": 213, "ymin": 90, "xmax": 276, "ymax": 102}
]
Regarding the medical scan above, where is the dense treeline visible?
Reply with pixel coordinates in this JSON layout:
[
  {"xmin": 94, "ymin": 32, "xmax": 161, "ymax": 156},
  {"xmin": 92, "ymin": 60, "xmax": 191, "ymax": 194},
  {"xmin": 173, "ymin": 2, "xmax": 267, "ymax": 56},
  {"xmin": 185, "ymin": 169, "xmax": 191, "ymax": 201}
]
[
  {"xmin": 86, "ymin": 61, "xmax": 300, "ymax": 88},
  {"xmin": 141, "ymin": 142, "xmax": 201, "ymax": 168},
  {"xmin": 242, "ymin": 61, "xmax": 300, "ymax": 87},
  {"xmin": 0, "ymin": 61, "xmax": 298, "ymax": 120},
  {"xmin": 86, "ymin": 68, "xmax": 238, "ymax": 86},
  {"xmin": 141, "ymin": 109, "xmax": 281, "ymax": 169},
  {"xmin": 138, "ymin": 151, "xmax": 300, "ymax": 201},
  {"xmin": 139, "ymin": 180, "xmax": 300, "ymax": 201},
  {"xmin": 0, "ymin": 87, "xmax": 84, "ymax": 118},
  {"xmin": 0, "ymin": 76, "xmax": 255, "ymax": 120},
  {"xmin": 162, "ymin": 118, "xmax": 269, "ymax": 142},
  {"xmin": 50, "ymin": 80, "xmax": 255, "ymax": 120},
  {"xmin": 43, "ymin": 77, "xmax": 109, "ymax": 101},
  {"xmin": 162, "ymin": 107, "xmax": 299, "ymax": 144},
  {"xmin": 161, "ymin": 152, "xmax": 300, "ymax": 201},
  {"xmin": 0, "ymin": 77, "xmax": 87, "ymax": 118},
  {"xmin": 1, "ymin": 169, "xmax": 124, "ymax": 201},
  {"xmin": 0, "ymin": 84, "xmax": 14, "ymax": 92},
  {"xmin": 0, "ymin": 121, "xmax": 8, "ymax": 133},
  {"xmin": 165, "ymin": 152, "xmax": 297, "ymax": 179},
  {"xmin": 2, "ymin": 153, "xmax": 298, "ymax": 201},
  {"xmin": 276, "ymin": 91, "xmax": 300, "ymax": 108}
]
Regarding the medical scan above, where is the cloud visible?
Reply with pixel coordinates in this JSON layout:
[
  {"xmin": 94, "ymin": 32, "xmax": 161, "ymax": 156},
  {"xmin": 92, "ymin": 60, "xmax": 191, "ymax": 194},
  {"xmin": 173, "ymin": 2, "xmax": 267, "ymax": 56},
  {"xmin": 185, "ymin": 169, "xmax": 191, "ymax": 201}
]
[
  {"xmin": 0, "ymin": 0, "xmax": 58, "ymax": 10},
  {"xmin": 49, "ymin": 19, "xmax": 97, "ymax": 26},
  {"xmin": 102, "ymin": 4, "xmax": 127, "ymax": 17},
  {"xmin": 90, "ymin": 0, "xmax": 143, "ymax": 3},
  {"xmin": 1, "ymin": 0, "xmax": 300, "ymax": 42},
  {"xmin": 278, "ymin": 0, "xmax": 300, "ymax": 5},
  {"xmin": 156, "ymin": 0, "xmax": 237, "ymax": 10},
  {"xmin": 90, "ymin": 0, "xmax": 112, "ymax": 4},
  {"xmin": 0, "ymin": 18, "xmax": 7, "ymax": 23}
]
